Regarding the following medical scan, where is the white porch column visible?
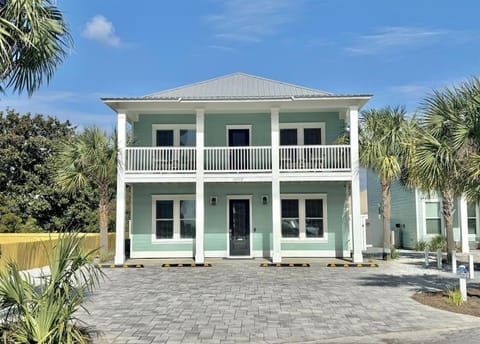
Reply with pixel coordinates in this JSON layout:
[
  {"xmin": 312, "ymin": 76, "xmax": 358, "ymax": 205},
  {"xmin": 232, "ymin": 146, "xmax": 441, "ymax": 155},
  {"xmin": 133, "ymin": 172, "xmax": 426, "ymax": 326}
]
[
  {"xmin": 114, "ymin": 112, "xmax": 127, "ymax": 265},
  {"xmin": 195, "ymin": 109, "xmax": 205, "ymax": 264},
  {"xmin": 349, "ymin": 106, "xmax": 363, "ymax": 263},
  {"xmin": 459, "ymin": 194, "xmax": 470, "ymax": 253},
  {"xmin": 271, "ymin": 108, "xmax": 282, "ymax": 263}
]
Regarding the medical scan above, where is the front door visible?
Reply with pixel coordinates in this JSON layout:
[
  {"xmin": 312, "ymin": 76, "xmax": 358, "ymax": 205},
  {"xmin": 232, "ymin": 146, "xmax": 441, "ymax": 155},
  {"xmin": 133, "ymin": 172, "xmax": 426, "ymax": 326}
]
[{"xmin": 229, "ymin": 199, "xmax": 251, "ymax": 256}]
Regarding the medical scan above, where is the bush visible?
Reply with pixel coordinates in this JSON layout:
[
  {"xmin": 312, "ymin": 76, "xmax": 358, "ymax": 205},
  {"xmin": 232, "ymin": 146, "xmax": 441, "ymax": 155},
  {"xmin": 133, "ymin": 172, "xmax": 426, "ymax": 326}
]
[
  {"xmin": 390, "ymin": 246, "xmax": 400, "ymax": 259},
  {"xmin": 0, "ymin": 232, "xmax": 104, "ymax": 343},
  {"xmin": 429, "ymin": 235, "xmax": 447, "ymax": 252},
  {"xmin": 447, "ymin": 287, "xmax": 464, "ymax": 306},
  {"xmin": 415, "ymin": 239, "xmax": 428, "ymax": 251}
]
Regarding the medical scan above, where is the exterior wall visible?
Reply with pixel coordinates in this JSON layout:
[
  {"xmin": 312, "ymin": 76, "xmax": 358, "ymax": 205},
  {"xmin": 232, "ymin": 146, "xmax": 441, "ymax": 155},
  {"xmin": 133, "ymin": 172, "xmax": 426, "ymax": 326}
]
[
  {"xmin": 130, "ymin": 181, "xmax": 349, "ymax": 258},
  {"xmin": 131, "ymin": 111, "xmax": 345, "ymax": 147}
]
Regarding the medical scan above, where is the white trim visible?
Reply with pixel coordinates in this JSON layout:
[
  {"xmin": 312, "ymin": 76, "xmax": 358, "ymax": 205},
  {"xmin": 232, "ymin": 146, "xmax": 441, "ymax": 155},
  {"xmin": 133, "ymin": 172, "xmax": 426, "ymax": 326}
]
[
  {"xmin": 279, "ymin": 122, "xmax": 326, "ymax": 145},
  {"xmin": 280, "ymin": 193, "xmax": 328, "ymax": 242},
  {"xmin": 151, "ymin": 124, "xmax": 196, "ymax": 147},
  {"xmin": 415, "ymin": 189, "xmax": 420, "ymax": 242},
  {"xmin": 151, "ymin": 194, "xmax": 195, "ymax": 243},
  {"xmin": 226, "ymin": 125, "xmax": 252, "ymax": 146},
  {"xmin": 226, "ymin": 195, "xmax": 253, "ymax": 258},
  {"xmin": 115, "ymin": 112, "xmax": 127, "ymax": 265}
]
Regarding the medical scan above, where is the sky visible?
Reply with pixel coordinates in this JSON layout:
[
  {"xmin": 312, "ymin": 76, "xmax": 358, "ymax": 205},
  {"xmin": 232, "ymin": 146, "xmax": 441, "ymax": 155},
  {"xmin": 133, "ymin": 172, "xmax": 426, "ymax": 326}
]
[{"xmin": 2, "ymin": 0, "xmax": 480, "ymax": 131}]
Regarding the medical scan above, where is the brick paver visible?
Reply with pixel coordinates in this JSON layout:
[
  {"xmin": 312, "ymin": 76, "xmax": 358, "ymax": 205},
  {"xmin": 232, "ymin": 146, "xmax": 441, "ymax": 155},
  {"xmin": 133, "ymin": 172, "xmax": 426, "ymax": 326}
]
[{"xmin": 78, "ymin": 256, "xmax": 480, "ymax": 343}]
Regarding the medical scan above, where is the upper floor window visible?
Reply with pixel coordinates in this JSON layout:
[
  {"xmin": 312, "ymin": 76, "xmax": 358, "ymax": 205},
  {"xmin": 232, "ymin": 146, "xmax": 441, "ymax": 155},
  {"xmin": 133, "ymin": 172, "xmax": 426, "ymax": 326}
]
[
  {"xmin": 280, "ymin": 123, "xmax": 325, "ymax": 146},
  {"xmin": 152, "ymin": 125, "xmax": 195, "ymax": 147}
]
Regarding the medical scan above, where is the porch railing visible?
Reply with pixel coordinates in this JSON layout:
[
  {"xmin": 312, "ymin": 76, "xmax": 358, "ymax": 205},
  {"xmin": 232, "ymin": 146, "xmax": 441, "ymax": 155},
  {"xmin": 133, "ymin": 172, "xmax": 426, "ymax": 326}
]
[
  {"xmin": 125, "ymin": 145, "xmax": 351, "ymax": 173},
  {"xmin": 279, "ymin": 145, "xmax": 350, "ymax": 171},
  {"xmin": 204, "ymin": 146, "xmax": 272, "ymax": 172}
]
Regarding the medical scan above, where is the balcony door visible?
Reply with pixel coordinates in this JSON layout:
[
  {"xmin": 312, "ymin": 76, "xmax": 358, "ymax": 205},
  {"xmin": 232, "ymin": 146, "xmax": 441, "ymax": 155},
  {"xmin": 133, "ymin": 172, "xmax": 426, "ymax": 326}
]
[
  {"xmin": 227, "ymin": 126, "xmax": 251, "ymax": 170},
  {"xmin": 228, "ymin": 198, "xmax": 251, "ymax": 257}
]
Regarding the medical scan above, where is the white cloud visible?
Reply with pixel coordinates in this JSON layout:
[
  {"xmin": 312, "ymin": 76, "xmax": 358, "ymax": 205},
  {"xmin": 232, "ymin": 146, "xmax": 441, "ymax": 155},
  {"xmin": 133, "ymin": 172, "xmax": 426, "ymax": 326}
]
[
  {"xmin": 346, "ymin": 26, "xmax": 449, "ymax": 55},
  {"xmin": 206, "ymin": 0, "xmax": 302, "ymax": 43},
  {"xmin": 82, "ymin": 15, "xmax": 121, "ymax": 48}
]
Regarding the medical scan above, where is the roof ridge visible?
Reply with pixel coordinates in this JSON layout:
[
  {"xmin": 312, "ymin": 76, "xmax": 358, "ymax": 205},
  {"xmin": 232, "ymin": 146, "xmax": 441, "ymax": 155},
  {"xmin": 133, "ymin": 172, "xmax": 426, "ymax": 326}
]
[
  {"xmin": 144, "ymin": 72, "xmax": 334, "ymax": 98},
  {"xmin": 144, "ymin": 72, "xmax": 243, "ymax": 98}
]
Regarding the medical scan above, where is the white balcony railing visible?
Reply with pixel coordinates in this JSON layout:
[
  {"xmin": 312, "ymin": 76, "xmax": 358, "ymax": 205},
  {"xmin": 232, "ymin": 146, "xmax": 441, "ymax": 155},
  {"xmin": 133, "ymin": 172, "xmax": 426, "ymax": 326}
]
[
  {"xmin": 125, "ymin": 145, "xmax": 350, "ymax": 173},
  {"xmin": 279, "ymin": 145, "xmax": 350, "ymax": 171},
  {"xmin": 125, "ymin": 147, "xmax": 196, "ymax": 173},
  {"xmin": 205, "ymin": 146, "xmax": 272, "ymax": 172}
]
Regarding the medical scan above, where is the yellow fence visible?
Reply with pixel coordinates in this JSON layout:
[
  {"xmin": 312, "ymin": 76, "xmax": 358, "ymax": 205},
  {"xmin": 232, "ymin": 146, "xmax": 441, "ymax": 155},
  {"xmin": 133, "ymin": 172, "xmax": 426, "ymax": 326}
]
[{"xmin": 0, "ymin": 233, "xmax": 116, "ymax": 271}]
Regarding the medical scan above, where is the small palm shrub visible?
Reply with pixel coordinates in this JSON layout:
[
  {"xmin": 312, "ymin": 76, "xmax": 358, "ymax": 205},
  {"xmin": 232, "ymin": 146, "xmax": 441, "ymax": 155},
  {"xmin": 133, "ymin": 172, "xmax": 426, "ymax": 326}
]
[
  {"xmin": 390, "ymin": 246, "xmax": 400, "ymax": 259},
  {"xmin": 0, "ymin": 232, "xmax": 104, "ymax": 343},
  {"xmin": 415, "ymin": 239, "xmax": 428, "ymax": 251},
  {"xmin": 429, "ymin": 235, "xmax": 447, "ymax": 252}
]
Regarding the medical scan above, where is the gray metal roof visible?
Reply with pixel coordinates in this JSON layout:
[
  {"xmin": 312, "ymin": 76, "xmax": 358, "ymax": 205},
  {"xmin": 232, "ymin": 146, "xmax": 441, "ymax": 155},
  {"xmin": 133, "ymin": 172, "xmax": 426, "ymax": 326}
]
[{"xmin": 142, "ymin": 72, "xmax": 335, "ymax": 100}]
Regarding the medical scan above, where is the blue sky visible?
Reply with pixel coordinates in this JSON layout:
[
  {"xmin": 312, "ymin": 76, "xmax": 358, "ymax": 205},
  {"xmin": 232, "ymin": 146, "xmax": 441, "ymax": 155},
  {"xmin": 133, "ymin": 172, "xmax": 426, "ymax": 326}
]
[{"xmin": 2, "ymin": 0, "xmax": 480, "ymax": 130}]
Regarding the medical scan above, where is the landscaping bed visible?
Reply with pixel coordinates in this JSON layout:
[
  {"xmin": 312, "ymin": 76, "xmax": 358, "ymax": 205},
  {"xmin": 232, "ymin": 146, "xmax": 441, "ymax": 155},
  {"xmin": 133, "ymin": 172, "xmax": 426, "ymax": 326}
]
[{"xmin": 413, "ymin": 284, "xmax": 480, "ymax": 317}]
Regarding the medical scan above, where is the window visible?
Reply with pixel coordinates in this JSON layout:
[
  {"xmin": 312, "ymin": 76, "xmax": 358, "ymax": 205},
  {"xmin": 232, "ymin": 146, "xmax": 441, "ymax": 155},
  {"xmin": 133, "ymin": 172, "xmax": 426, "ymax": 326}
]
[
  {"xmin": 281, "ymin": 195, "xmax": 326, "ymax": 240},
  {"xmin": 467, "ymin": 203, "xmax": 478, "ymax": 235},
  {"xmin": 153, "ymin": 196, "xmax": 195, "ymax": 241},
  {"xmin": 152, "ymin": 125, "xmax": 195, "ymax": 147},
  {"xmin": 280, "ymin": 123, "xmax": 325, "ymax": 146},
  {"xmin": 424, "ymin": 201, "xmax": 441, "ymax": 235}
]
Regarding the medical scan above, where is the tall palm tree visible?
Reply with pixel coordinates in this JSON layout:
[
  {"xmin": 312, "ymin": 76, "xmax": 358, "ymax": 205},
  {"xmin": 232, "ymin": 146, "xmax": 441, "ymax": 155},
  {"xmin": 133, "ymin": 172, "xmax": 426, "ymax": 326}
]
[
  {"xmin": 0, "ymin": 0, "xmax": 71, "ymax": 95},
  {"xmin": 412, "ymin": 78, "xmax": 480, "ymax": 259},
  {"xmin": 55, "ymin": 128, "xmax": 117, "ymax": 253},
  {"xmin": 360, "ymin": 106, "xmax": 416, "ymax": 260}
]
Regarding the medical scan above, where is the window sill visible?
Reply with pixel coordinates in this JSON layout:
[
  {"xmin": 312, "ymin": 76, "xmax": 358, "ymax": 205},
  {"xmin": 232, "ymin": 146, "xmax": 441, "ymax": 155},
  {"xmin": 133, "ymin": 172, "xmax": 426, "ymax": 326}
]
[
  {"xmin": 151, "ymin": 239, "xmax": 195, "ymax": 244},
  {"xmin": 281, "ymin": 237, "xmax": 328, "ymax": 243}
]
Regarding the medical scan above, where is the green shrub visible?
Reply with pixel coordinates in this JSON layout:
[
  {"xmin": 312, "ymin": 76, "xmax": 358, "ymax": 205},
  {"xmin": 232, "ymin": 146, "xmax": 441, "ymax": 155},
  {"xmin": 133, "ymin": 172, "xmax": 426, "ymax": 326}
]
[
  {"xmin": 390, "ymin": 246, "xmax": 400, "ymax": 259},
  {"xmin": 415, "ymin": 239, "xmax": 428, "ymax": 251},
  {"xmin": 0, "ymin": 232, "xmax": 104, "ymax": 343},
  {"xmin": 429, "ymin": 235, "xmax": 447, "ymax": 252},
  {"xmin": 447, "ymin": 287, "xmax": 464, "ymax": 306}
]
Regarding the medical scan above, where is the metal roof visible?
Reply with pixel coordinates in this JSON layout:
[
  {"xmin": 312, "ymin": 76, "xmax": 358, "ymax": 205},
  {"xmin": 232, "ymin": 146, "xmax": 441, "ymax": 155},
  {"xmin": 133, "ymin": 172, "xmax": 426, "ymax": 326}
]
[{"xmin": 142, "ymin": 72, "xmax": 335, "ymax": 100}]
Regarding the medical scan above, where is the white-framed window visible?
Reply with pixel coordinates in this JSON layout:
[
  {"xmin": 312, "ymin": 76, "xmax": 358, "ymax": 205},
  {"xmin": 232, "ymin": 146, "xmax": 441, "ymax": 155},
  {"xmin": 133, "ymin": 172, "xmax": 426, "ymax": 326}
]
[
  {"xmin": 152, "ymin": 124, "xmax": 196, "ymax": 147},
  {"xmin": 467, "ymin": 202, "xmax": 478, "ymax": 236},
  {"xmin": 423, "ymin": 200, "xmax": 442, "ymax": 235},
  {"xmin": 280, "ymin": 194, "xmax": 327, "ymax": 240},
  {"xmin": 152, "ymin": 195, "xmax": 195, "ymax": 242},
  {"xmin": 226, "ymin": 125, "xmax": 251, "ymax": 146},
  {"xmin": 279, "ymin": 123, "xmax": 326, "ymax": 146}
]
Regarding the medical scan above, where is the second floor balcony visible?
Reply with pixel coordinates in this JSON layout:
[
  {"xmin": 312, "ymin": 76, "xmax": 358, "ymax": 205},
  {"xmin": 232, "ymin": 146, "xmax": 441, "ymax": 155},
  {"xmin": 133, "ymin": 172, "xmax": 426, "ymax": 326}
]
[{"xmin": 124, "ymin": 145, "xmax": 351, "ymax": 175}]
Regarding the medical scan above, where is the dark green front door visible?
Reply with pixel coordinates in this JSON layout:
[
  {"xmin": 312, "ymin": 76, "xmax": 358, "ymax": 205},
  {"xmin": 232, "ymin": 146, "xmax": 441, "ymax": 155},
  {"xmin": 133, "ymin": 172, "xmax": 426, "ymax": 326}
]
[{"xmin": 229, "ymin": 199, "xmax": 250, "ymax": 256}]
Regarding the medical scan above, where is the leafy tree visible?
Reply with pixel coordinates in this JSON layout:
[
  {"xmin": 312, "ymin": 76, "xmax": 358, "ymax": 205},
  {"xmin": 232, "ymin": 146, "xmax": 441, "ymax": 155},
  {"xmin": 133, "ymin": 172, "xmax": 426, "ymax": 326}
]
[
  {"xmin": 411, "ymin": 78, "xmax": 480, "ymax": 258},
  {"xmin": 359, "ymin": 106, "xmax": 417, "ymax": 260},
  {"xmin": 55, "ymin": 128, "xmax": 117, "ymax": 253},
  {"xmin": 0, "ymin": 110, "xmax": 98, "ymax": 232},
  {"xmin": 0, "ymin": 0, "xmax": 72, "ymax": 95}
]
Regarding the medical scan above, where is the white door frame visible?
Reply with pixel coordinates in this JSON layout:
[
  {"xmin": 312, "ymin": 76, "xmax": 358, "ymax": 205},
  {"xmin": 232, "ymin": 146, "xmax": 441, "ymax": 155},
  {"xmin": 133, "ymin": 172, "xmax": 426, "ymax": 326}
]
[{"xmin": 226, "ymin": 195, "xmax": 253, "ymax": 258}]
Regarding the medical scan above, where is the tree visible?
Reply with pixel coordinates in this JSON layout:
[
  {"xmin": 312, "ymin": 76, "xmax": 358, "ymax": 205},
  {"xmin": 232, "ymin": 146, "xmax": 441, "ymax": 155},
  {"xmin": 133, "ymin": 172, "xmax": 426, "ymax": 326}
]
[
  {"xmin": 0, "ymin": 0, "xmax": 71, "ymax": 95},
  {"xmin": 0, "ymin": 110, "xmax": 98, "ymax": 233},
  {"xmin": 55, "ymin": 127, "xmax": 117, "ymax": 253},
  {"xmin": 359, "ymin": 106, "xmax": 417, "ymax": 260},
  {"xmin": 412, "ymin": 78, "xmax": 480, "ymax": 259}
]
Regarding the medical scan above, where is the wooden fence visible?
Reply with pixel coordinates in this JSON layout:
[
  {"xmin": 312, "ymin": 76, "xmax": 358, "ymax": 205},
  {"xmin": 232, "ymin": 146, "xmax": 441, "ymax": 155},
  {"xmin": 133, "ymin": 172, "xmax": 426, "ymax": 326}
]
[{"xmin": 0, "ymin": 233, "xmax": 116, "ymax": 271}]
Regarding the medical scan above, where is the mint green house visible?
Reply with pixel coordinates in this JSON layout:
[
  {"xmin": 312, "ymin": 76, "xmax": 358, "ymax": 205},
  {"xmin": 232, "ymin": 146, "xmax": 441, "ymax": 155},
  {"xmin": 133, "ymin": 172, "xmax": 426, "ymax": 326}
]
[
  {"xmin": 103, "ymin": 73, "xmax": 371, "ymax": 264},
  {"xmin": 367, "ymin": 170, "xmax": 480, "ymax": 251}
]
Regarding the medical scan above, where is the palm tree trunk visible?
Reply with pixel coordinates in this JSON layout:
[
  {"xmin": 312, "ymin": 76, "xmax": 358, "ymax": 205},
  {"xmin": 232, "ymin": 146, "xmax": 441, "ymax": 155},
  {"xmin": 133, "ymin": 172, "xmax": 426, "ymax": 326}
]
[
  {"xmin": 441, "ymin": 188, "xmax": 455, "ymax": 262},
  {"xmin": 381, "ymin": 177, "xmax": 392, "ymax": 260},
  {"xmin": 98, "ymin": 185, "xmax": 109, "ymax": 254}
]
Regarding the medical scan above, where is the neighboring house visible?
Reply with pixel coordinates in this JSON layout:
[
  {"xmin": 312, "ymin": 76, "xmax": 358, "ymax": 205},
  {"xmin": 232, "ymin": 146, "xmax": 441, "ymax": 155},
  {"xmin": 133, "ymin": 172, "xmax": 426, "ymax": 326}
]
[
  {"xmin": 367, "ymin": 170, "xmax": 480, "ymax": 251},
  {"xmin": 103, "ymin": 73, "xmax": 371, "ymax": 264}
]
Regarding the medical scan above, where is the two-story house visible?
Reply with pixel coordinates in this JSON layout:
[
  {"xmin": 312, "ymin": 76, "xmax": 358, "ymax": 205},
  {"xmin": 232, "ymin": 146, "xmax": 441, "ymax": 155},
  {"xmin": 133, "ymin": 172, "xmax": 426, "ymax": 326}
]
[{"xmin": 103, "ymin": 73, "xmax": 371, "ymax": 264}]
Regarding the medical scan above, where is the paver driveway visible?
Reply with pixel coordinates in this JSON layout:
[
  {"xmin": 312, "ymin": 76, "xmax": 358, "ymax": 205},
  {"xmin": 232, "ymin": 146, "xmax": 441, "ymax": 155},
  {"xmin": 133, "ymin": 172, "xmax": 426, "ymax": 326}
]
[{"xmin": 79, "ymin": 258, "xmax": 480, "ymax": 343}]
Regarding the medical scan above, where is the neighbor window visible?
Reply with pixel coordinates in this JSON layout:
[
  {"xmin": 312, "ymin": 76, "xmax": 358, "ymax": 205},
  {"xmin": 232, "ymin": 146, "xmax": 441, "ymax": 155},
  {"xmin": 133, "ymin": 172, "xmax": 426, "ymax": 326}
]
[
  {"xmin": 281, "ymin": 195, "xmax": 326, "ymax": 239},
  {"xmin": 467, "ymin": 203, "xmax": 478, "ymax": 235},
  {"xmin": 424, "ymin": 201, "xmax": 441, "ymax": 235},
  {"xmin": 153, "ymin": 196, "xmax": 195, "ymax": 240}
]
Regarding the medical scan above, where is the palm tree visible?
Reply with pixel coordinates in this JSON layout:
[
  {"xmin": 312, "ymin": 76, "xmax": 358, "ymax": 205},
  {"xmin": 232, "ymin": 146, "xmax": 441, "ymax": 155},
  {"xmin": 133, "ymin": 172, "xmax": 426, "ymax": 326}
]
[
  {"xmin": 360, "ymin": 106, "xmax": 417, "ymax": 260},
  {"xmin": 55, "ymin": 128, "xmax": 117, "ymax": 253},
  {"xmin": 412, "ymin": 78, "xmax": 480, "ymax": 259},
  {"xmin": 0, "ymin": 0, "xmax": 71, "ymax": 95}
]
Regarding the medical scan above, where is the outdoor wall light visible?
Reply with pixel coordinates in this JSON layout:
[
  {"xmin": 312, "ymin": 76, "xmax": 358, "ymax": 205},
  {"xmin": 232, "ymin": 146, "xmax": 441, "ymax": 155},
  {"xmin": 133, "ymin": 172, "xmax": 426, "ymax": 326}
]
[
  {"xmin": 210, "ymin": 196, "xmax": 217, "ymax": 206},
  {"xmin": 261, "ymin": 195, "xmax": 269, "ymax": 205}
]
